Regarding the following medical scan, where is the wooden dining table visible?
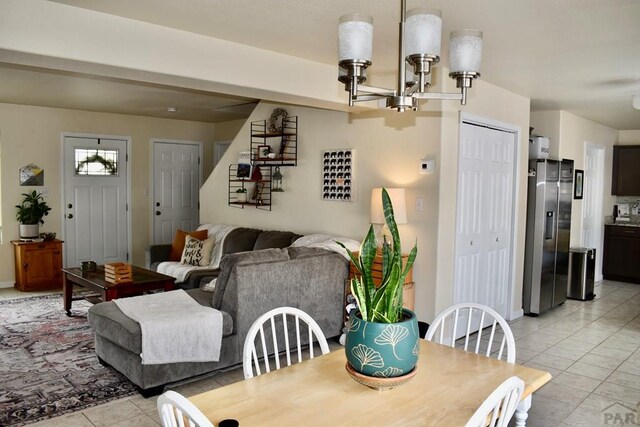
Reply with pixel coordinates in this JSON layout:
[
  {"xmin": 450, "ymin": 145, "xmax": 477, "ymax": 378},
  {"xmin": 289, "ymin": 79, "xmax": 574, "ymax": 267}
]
[{"xmin": 189, "ymin": 340, "xmax": 551, "ymax": 426}]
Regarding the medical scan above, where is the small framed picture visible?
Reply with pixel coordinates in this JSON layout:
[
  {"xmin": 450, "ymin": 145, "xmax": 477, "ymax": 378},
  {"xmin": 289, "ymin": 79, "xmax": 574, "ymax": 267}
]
[
  {"xmin": 574, "ymin": 169, "xmax": 584, "ymax": 200},
  {"xmin": 257, "ymin": 145, "xmax": 271, "ymax": 159}
]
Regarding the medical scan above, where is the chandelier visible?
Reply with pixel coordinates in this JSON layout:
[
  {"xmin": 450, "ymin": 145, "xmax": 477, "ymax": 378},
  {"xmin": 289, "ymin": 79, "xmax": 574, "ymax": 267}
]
[{"xmin": 338, "ymin": 0, "xmax": 483, "ymax": 112}]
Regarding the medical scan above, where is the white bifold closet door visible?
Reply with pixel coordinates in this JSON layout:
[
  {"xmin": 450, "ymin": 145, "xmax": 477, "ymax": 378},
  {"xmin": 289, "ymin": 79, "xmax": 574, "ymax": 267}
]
[{"xmin": 454, "ymin": 121, "xmax": 517, "ymax": 337}]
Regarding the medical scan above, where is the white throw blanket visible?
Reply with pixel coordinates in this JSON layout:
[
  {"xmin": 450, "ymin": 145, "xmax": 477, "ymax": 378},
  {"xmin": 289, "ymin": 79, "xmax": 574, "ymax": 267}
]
[
  {"xmin": 291, "ymin": 234, "xmax": 361, "ymax": 259},
  {"xmin": 157, "ymin": 224, "xmax": 238, "ymax": 282},
  {"xmin": 113, "ymin": 290, "xmax": 223, "ymax": 365}
]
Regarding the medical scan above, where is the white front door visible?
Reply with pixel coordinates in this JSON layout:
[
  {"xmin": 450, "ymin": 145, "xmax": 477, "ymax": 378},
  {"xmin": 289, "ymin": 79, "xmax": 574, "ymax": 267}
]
[
  {"xmin": 583, "ymin": 143, "xmax": 605, "ymax": 282},
  {"xmin": 454, "ymin": 121, "xmax": 517, "ymax": 335},
  {"xmin": 63, "ymin": 136, "xmax": 129, "ymax": 267},
  {"xmin": 153, "ymin": 141, "xmax": 201, "ymax": 244}
]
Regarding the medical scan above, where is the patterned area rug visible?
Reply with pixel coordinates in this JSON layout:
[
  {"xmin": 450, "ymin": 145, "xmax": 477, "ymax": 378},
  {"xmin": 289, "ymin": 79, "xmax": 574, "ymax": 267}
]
[{"xmin": 0, "ymin": 294, "xmax": 137, "ymax": 426}]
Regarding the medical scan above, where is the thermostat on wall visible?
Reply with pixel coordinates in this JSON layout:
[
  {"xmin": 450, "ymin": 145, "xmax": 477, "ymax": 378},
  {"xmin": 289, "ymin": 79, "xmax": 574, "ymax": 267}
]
[{"xmin": 420, "ymin": 159, "xmax": 435, "ymax": 174}]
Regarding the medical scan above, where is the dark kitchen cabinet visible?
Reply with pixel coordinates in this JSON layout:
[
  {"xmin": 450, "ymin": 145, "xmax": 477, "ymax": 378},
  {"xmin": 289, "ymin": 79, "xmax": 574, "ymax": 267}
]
[
  {"xmin": 603, "ymin": 225, "xmax": 640, "ymax": 284},
  {"xmin": 612, "ymin": 145, "xmax": 640, "ymax": 196}
]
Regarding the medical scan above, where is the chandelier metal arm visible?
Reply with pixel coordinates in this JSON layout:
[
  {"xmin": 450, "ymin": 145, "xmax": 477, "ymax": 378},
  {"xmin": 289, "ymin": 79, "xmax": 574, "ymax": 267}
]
[
  {"xmin": 351, "ymin": 95, "xmax": 389, "ymax": 103},
  {"xmin": 413, "ymin": 92, "xmax": 464, "ymax": 101},
  {"xmin": 357, "ymin": 85, "xmax": 396, "ymax": 96}
]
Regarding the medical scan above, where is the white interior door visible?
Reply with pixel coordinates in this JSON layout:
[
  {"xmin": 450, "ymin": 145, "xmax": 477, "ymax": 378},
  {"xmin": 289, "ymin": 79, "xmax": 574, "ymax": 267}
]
[
  {"xmin": 153, "ymin": 141, "xmax": 201, "ymax": 244},
  {"xmin": 583, "ymin": 143, "xmax": 605, "ymax": 282},
  {"xmin": 454, "ymin": 121, "xmax": 517, "ymax": 335},
  {"xmin": 63, "ymin": 136, "xmax": 129, "ymax": 267}
]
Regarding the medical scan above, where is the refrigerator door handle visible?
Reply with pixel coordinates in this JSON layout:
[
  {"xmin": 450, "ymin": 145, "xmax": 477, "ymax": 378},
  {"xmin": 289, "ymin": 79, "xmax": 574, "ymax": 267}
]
[{"xmin": 545, "ymin": 211, "xmax": 555, "ymax": 240}]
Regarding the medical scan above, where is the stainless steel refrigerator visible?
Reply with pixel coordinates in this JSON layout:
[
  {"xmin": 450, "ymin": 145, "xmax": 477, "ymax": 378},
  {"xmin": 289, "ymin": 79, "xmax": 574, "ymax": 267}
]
[{"xmin": 523, "ymin": 159, "xmax": 573, "ymax": 316}]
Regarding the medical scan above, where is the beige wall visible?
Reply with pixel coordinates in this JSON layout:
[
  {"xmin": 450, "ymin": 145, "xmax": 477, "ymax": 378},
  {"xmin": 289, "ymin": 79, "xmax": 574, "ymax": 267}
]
[
  {"xmin": 201, "ymin": 101, "xmax": 441, "ymax": 321},
  {"xmin": 0, "ymin": 103, "xmax": 214, "ymax": 285},
  {"xmin": 531, "ymin": 110, "xmax": 619, "ymax": 247},
  {"xmin": 618, "ymin": 130, "xmax": 640, "ymax": 145},
  {"xmin": 202, "ymin": 76, "xmax": 530, "ymax": 322}
]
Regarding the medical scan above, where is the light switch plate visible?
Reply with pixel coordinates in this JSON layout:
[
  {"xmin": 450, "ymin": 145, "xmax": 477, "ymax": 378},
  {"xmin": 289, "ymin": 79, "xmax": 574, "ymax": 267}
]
[{"xmin": 419, "ymin": 159, "xmax": 435, "ymax": 174}]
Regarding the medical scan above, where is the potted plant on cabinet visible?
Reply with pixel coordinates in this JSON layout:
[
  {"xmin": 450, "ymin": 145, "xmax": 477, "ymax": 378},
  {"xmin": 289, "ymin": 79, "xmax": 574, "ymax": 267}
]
[
  {"xmin": 235, "ymin": 187, "xmax": 248, "ymax": 203},
  {"xmin": 337, "ymin": 188, "xmax": 418, "ymax": 389},
  {"xmin": 15, "ymin": 190, "xmax": 51, "ymax": 239}
]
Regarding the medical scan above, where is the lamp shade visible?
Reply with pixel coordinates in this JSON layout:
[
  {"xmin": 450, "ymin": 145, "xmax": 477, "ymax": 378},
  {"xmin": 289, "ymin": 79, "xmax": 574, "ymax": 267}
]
[
  {"xmin": 449, "ymin": 29, "xmax": 483, "ymax": 73},
  {"xmin": 405, "ymin": 8, "xmax": 442, "ymax": 57},
  {"xmin": 338, "ymin": 14, "xmax": 374, "ymax": 62},
  {"xmin": 370, "ymin": 188, "xmax": 407, "ymax": 225}
]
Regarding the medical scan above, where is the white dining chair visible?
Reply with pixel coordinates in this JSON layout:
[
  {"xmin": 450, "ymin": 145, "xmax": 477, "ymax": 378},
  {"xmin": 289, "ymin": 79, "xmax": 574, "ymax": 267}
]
[
  {"xmin": 427, "ymin": 303, "xmax": 534, "ymax": 426},
  {"xmin": 157, "ymin": 390, "xmax": 214, "ymax": 427},
  {"xmin": 465, "ymin": 376, "xmax": 525, "ymax": 427},
  {"xmin": 425, "ymin": 302, "xmax": 516, "ymax": 363},
  {"xmin": 243, "ymin": 306, "xmax": 330, "ymax": 379}
]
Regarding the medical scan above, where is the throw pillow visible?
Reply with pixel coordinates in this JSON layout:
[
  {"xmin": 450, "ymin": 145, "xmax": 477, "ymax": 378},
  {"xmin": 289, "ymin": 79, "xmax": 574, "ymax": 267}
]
[
  {"xmin": 180, "ymin": 235, "xmax": 215, "ymax": 266},
  {"xmin": 169, "ymin": 229, "xmax": 208, "ymax": 261}
]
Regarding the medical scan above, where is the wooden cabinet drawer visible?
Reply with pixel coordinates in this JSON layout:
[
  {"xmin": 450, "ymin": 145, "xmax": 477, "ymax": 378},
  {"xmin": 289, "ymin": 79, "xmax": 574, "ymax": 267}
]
[{"xmin": 609, "ymin": 225, "xmax": 640, "ymax": 238}]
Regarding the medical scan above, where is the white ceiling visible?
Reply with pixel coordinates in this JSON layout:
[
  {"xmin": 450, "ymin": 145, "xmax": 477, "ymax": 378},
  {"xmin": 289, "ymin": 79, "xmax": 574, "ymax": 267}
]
[{"xmin": 7, "ymin": 0, "xmax": 640, "ymax": 129}]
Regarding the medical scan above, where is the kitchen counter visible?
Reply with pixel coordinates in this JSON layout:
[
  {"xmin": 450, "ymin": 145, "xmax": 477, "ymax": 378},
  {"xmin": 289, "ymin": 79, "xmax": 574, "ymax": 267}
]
[{"xmin": 605, "ymin": 222, "xmax": 640, "ymax": 227}]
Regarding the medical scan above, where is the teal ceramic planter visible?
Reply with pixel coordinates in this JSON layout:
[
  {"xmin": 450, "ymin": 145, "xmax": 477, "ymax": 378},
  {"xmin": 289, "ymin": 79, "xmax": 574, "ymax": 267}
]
[{"xmin": 345, "ymin": 309, "xmax": 419, "ymax": 378}]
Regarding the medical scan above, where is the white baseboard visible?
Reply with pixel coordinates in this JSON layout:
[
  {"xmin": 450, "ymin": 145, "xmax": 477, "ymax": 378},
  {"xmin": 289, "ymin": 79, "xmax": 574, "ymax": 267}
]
[
  {"xmin": 0, "ymin": 281, "xmax": 14, "ymax": 289},
  {"xmin": 510, "ymin": 308, "xmax": 524, "ymax": 321}
]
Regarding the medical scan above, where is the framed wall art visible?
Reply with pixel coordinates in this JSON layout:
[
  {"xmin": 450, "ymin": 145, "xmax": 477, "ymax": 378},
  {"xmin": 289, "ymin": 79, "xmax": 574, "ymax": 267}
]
[
  {"xmin": 19, "ymin": 163, "xmax": 44, "ymax": 186},
  {"xmin": 574, "ymin": 169, "xmax": 584, "ymax": 200},
  {"xmin": 321, "ymin": 149, "xmax": 354, "ymax": 202}
]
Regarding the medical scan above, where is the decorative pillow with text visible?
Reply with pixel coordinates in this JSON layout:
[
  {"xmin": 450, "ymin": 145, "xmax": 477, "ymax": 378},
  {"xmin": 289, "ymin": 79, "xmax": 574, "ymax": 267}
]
[
  {"xmin": 180, "ymin": 235, "xmax": 215, "ymax": 266},
  {"xmin": 169, "ymin": 229, "xmax": 208, "ymax": 261}
]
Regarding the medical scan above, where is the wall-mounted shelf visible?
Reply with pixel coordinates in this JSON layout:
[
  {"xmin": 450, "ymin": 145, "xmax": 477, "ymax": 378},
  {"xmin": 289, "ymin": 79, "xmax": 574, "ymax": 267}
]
[
  {"xmin": 250, "ymin": 116, "xmax": 298, "ymax": 166},
  {"xmin": 227, "ymin": 114, "xmax": 298, "ymax": 211},
  {"xmin": 228, "ymin": 165, "xmax": 271, "ymax": 211}
]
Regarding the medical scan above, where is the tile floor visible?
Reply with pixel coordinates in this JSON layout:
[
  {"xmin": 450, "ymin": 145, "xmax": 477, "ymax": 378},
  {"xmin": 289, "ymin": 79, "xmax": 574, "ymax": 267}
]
[{"xmin": 2, "ymin": 280, "xmax": 640, "ymax": 426}]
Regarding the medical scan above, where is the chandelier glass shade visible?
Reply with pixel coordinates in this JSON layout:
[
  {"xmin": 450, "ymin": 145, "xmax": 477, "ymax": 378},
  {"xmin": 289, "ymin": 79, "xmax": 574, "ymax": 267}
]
[{"xmin": 338, "ymin": 0, "xmax": 483, "ymax": 111}]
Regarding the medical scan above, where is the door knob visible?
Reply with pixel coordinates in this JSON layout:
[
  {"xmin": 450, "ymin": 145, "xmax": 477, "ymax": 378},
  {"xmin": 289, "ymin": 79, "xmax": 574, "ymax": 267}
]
[
  {"xmin": 470, "ymin": 241, "xmax": 474, "ymax": 246},
  {"xmin": 68, "ymin": 203, "xmax": 73, "ymax": 209},
  {"xmin": 496, "ymin": 237, "xmax": 500, "ymax": 242},
  {"xmin": 67, "ymin": 214, "xmax": 73, "ymax": 219},
  {"xmin": 156, "ymin": 202, "xmax": 160, "ymax": 207},
  {"xmin": 155, "ymin": 211, "xmax": 161, "ymax": 216}
]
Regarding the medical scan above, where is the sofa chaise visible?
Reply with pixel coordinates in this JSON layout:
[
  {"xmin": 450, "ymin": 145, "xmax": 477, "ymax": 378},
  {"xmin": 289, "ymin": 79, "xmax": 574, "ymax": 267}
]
[{"xmin": 88, "ymin": 227, "xmax": 349, "ymax": 396}]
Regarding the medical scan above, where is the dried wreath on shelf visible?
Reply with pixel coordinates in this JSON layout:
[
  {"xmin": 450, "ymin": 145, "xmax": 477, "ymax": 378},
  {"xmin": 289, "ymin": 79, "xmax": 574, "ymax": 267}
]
[{"xmin": 268, "ymin": 108, "xmax": 289, "ymax": 133}]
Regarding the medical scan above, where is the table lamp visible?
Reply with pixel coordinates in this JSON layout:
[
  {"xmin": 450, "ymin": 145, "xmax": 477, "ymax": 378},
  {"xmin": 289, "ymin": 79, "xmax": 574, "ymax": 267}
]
[{"xmin": 370, "ymin": 188, "xmax": 407, "ymax": 250}]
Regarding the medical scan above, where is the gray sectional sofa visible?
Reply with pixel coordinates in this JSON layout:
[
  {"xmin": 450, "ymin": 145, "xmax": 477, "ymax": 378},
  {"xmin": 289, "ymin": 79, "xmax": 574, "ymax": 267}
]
[{"xmin": 88, "ymin": 227, "xmax": 348, "ymax": 396}]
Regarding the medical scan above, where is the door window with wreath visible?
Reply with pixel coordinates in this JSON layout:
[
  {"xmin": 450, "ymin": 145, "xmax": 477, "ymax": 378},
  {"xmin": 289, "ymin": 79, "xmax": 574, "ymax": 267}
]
[{"xmin": 74, "ymin": 148, "xmax": 119, "ymax": 176}]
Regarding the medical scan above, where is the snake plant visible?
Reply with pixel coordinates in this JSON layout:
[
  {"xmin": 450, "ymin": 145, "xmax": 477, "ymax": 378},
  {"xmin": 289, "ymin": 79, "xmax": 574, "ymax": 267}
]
[{"xmin": 338, "ymin": 188, "xmax": 417, "ymax": 323}]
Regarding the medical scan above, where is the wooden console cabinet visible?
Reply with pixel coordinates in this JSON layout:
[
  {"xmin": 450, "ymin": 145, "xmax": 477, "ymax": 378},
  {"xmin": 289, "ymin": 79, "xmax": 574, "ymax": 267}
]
[{"xmin": 12, "ymin": 239, "xmax": 63, "ymax": 291}]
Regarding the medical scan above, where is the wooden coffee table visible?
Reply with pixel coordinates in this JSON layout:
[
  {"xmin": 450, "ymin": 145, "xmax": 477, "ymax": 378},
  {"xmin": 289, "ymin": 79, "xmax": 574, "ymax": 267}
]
[{"xmin": 62, "ymin": 265, "xmax": 175, "ymax": 316}]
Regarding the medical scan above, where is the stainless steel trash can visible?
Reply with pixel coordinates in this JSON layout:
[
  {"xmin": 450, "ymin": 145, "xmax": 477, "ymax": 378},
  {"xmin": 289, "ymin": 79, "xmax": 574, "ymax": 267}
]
[{"xmin": 567, "ymin": 247, "xmax": 596, "ymax": 301}]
